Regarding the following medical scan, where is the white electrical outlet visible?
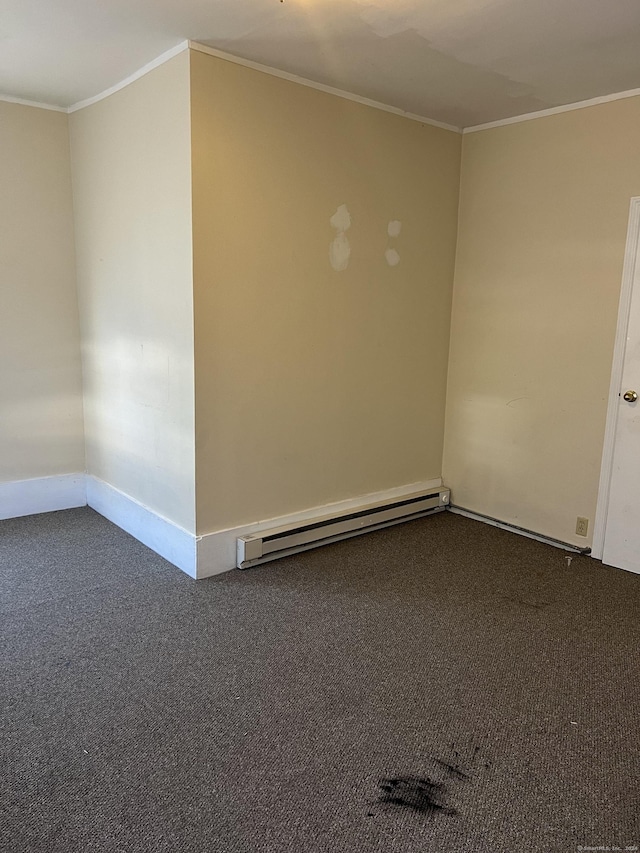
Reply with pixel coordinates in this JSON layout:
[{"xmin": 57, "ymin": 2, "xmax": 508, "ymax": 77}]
[{"xmin": 576, "ymin": 517, "xmax": 589, "ymax": 537}]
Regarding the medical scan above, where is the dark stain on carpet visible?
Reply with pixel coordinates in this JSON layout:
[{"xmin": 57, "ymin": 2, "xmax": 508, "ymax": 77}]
[
  {"xmin": 432, "ymin": 757, "xmax": 470, "ymax": 779},
  {"xmin": 378, "ymin": 775, "xmax": 457, "ymax": 816},
  {"xmin": 376, "ymin": 743, "xmax": 492, "ymax": 818}
]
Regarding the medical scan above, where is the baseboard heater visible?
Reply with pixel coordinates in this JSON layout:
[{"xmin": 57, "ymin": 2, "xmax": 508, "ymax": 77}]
[{"xmin": 236, "ymin": 487, "xmax": 450, "ymax": 569}]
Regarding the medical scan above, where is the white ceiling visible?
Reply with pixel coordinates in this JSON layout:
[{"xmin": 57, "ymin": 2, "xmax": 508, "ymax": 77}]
[{"xmin": 4, "ymin": 0, "xmax": 640, "ymax": 128}]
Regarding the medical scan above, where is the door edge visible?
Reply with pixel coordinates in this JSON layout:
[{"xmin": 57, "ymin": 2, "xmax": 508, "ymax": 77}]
[{"xmin": 593, "ymin": 195, "xmax": 640, "ymax": 559}]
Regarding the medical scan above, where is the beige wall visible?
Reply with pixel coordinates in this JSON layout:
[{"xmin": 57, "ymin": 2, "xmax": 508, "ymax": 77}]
[
  {"xmin": 70, "ymin": 53, "xmax": 196, "ymax": 532},
  {"xmin": 0, "ymin": 102, "xmax": 84, "ymax": 483},
  {"xmin": 7, "ymin": 49, "xmax": 631, "ymax": 551},
  {"xmin": 190, "ymin": 50, "xmax": 461, "ymax": 534},
  {"xmin": 444, "ymin": 97, "xmax": 640, "ymax": 546}
]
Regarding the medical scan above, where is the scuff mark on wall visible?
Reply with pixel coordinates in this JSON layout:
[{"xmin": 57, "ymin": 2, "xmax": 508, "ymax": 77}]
[{"xmin": 330, "ymin": 204, "xmax": 352, "ymax": 271}]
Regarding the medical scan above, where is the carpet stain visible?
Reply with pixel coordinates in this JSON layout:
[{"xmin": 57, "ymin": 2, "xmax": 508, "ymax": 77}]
[
  {"xmin": 452, "ymin": 741, "xmax": 492, "ymax": 773},
  {"xmin": 378, "ymin": 775, "xmax": 457, "ymax": 816},
  {"xmin": 376, "ymin": 742, "xmax": 492, "ymax": 819}
]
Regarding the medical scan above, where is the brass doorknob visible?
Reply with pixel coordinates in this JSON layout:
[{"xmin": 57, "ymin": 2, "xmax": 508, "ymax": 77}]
[{"xmin": 623, "ymin": 390, "xmax": 638, "ymax": 402}]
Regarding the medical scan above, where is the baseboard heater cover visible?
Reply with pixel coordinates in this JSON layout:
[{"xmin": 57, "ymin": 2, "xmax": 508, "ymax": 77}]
[{"xmin": 236, "ymin": 487, "xmax": 450, "ymax": 569}]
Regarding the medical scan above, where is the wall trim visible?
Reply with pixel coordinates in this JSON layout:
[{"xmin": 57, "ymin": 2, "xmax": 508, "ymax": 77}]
[
  {"xmin": 189, "ymin": 41, "xmax": 460, "ymax": 134},
  {"xmin": 0, "ymin": 93, "xmax": 67, "ymax": 112},
  {"xmin": 448, "ymin": 505, "xmax": 591, "ymax": 555},
  {"xmin": 67, "ymin": 41, "xmax": 190, "ymax": 113},
  {"xmin": 464, "ymin": 86, "xmax": 640, "ymax": 134},
  {"xmin": 5, "ymin": 44, "xmax": 640, "ymax": 132},
  {"xmin": 86, "ymin": 476, "xmax": 197, "ymax": 578},
  {"xmin": 592, "ymin": 197, "xmax": 640, "ymax": 560},
  {"xmin": 0, "ymin": 473, "xmax": 86, "ymax": 520},
  {"xmin": 1, "ymin": 473, "xmax": 444, "ymax": 578},
  {"xmin": 196, "ymin": 478, "xmax": 443, "ymax": 579}
]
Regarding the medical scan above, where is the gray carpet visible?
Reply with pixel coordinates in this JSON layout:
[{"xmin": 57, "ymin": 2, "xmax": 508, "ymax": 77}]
[{"xmin": 1, "ymin": 507, "xmax": 639, "ymax": 853}]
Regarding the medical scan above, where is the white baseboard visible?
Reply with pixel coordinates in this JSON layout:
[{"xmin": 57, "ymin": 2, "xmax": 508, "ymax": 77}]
[
  {"xmin": 1, "ymin": 472, "xmax": 444, "ymax": 579},
  {"xmin": 448, "ymin": 505, "xmax": 591, "ymax": 554},
  {"xmin": 196, "ymin": 478, "xmax": 443, "ymax": 579},
  {"xmin": 0, "ymin": 473, "xmax": 86, "ymax": 520},
  {"xmin": 86, "ymin": 476, "xmax": 197, "ymax": 578}
]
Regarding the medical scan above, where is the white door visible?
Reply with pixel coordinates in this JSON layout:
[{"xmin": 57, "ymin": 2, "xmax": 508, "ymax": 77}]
[{"xmin": 600, "ymin": 198, "xmax": 640, "ymax": 573}]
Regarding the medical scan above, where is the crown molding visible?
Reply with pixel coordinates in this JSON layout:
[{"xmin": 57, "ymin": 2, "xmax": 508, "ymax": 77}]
[
  {"xmin": 67, "ymin": 41, "xmax": 190, "ymax": 113},
  {"xmin": 0, "ymin": 93, "xmax": 66, "ymax": 112},
  {"xmin": 464, "ymin": 86, "xmax": 640, "ymax": 133},
  {"xmin": 189, "ymin": 41, "xmax": 461, "ymax": 134},
  {"xmin": 8, "ymin": 40, "xmax": 640, "ymax": 133}
]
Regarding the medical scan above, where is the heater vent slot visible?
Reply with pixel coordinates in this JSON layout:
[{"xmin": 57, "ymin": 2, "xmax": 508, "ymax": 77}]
[{"xmin": 237, "ymin": 487, "xmax": 450, "ymax": 569}]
